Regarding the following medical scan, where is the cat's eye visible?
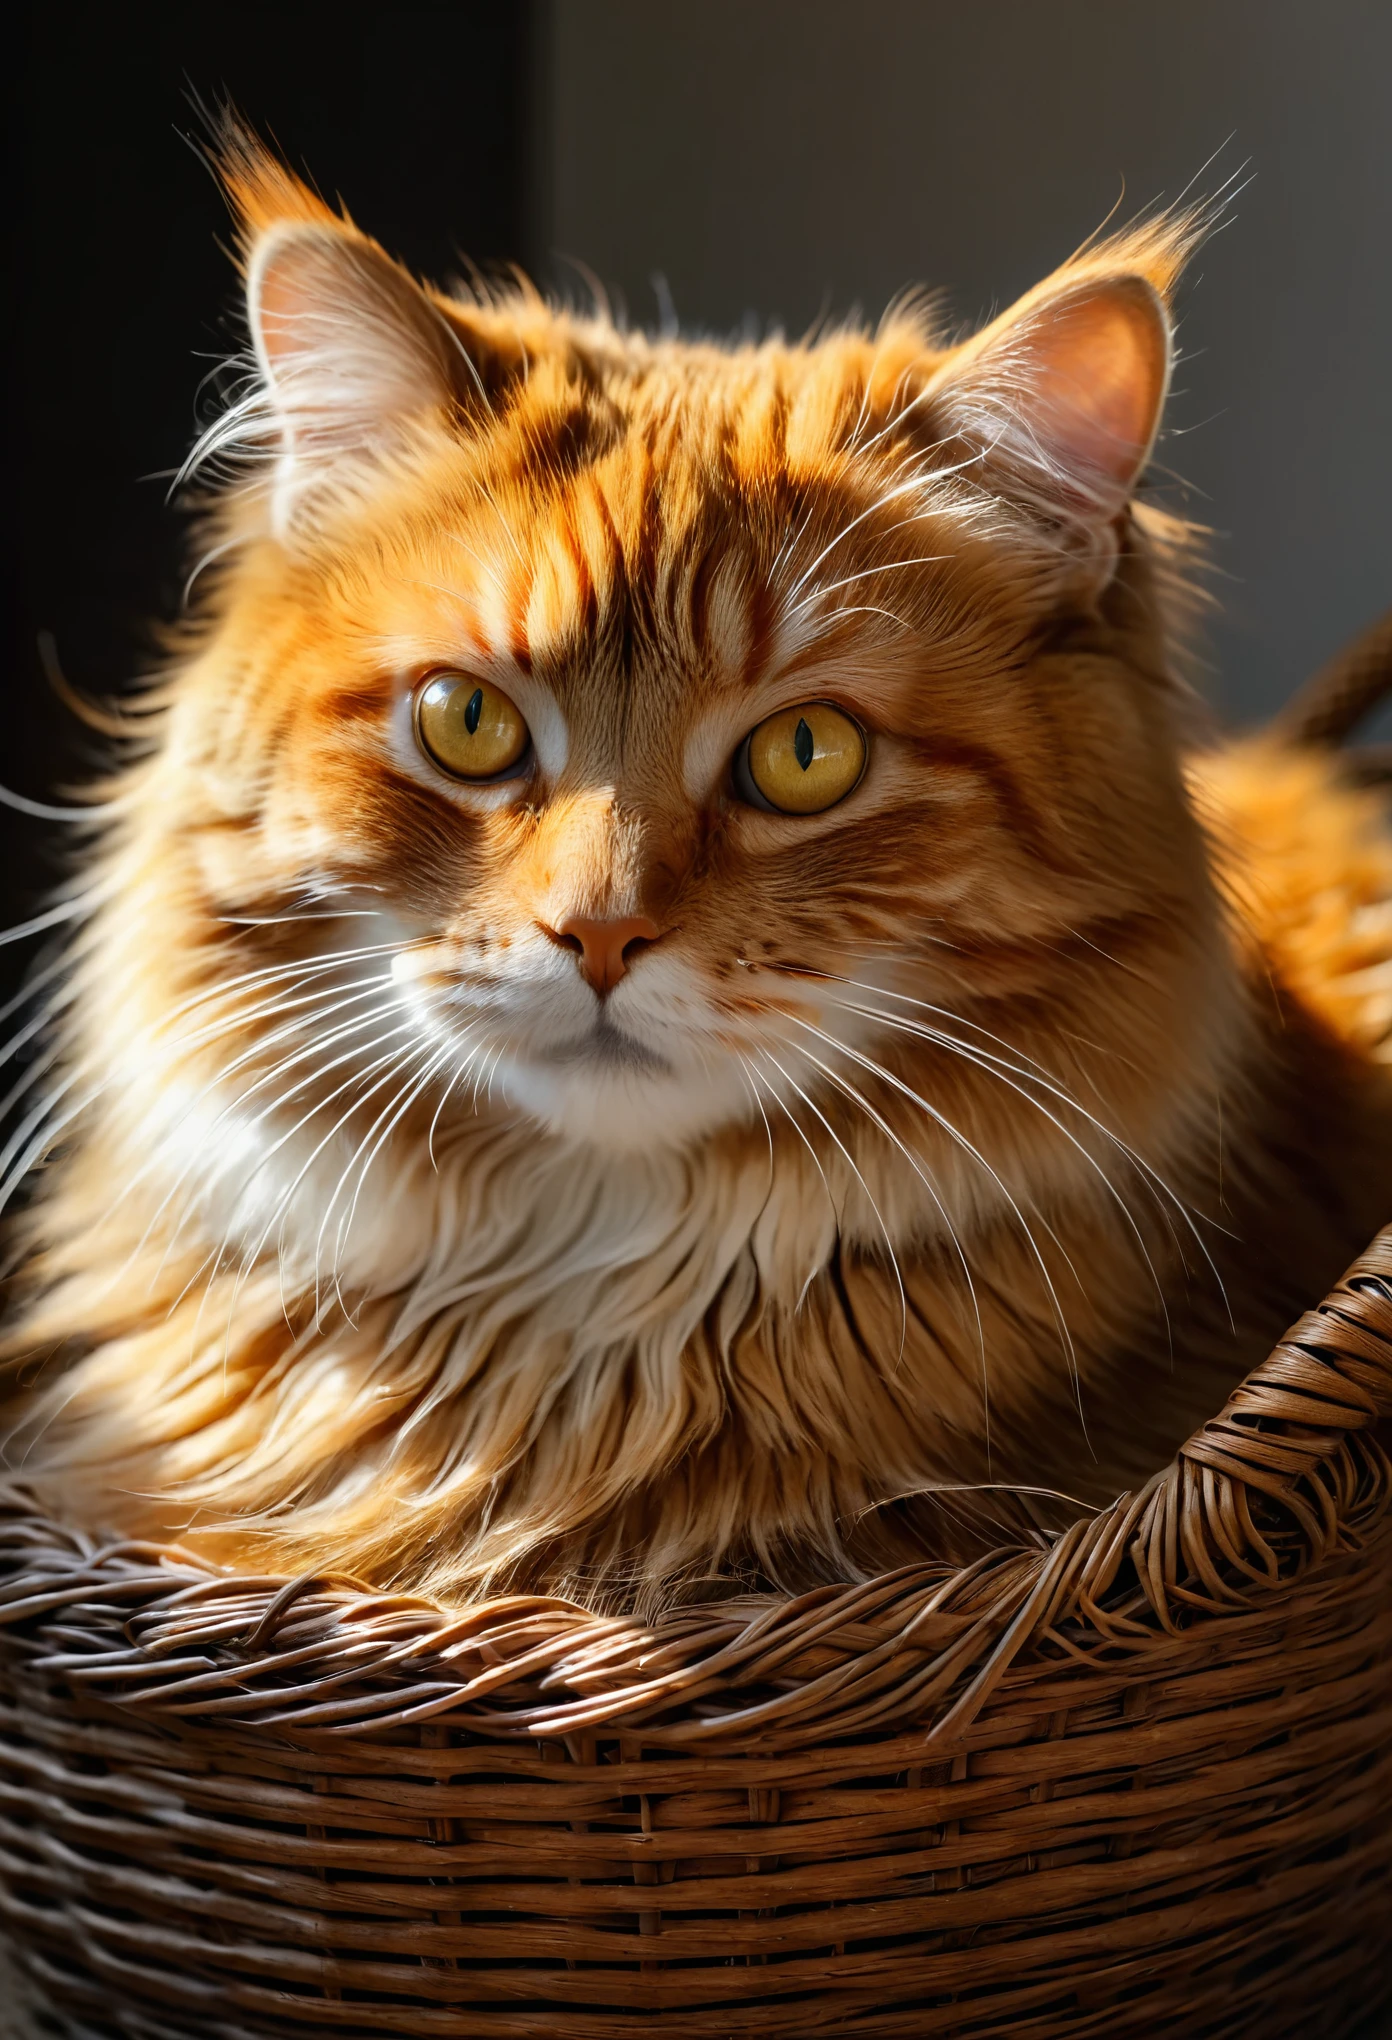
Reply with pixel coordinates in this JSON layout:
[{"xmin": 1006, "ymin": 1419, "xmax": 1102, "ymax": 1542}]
[
  {"xmin": 734, "ymin": 702, "xmax": 867, "ymax": 814},
  {"xmin": 414, "ymin": 672, "xmax": 531, "ymax": 782}
]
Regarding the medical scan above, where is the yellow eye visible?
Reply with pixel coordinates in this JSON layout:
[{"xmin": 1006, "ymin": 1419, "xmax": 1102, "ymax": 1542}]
[
  {"xmin": 739, "ymin": 702, "xmax": 867, "ymax": 814},
  {"xmin": 414, "ymin": 672, "xmax": 530, "ymax": 781}
]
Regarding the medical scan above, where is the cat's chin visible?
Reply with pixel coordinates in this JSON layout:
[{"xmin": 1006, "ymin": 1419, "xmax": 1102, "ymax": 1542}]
[{"xmin": 498, "ymin": 1041, "xmax": 754, "ymax": 1150}]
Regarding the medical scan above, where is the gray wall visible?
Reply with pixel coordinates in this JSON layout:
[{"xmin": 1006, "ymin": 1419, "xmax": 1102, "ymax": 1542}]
[{"xmin": 538, "ymin": 0, "xmax": 1392, "ymax": 722}]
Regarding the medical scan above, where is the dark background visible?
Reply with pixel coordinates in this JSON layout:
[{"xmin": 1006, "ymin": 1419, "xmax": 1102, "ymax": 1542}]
[
  {"xmin": 5, "ymin": 5, "xmax": 534, "ymax": 1000},
  {"xmin": 7, "ymin": 0, "xmax": 1392, "ymax": 993}
]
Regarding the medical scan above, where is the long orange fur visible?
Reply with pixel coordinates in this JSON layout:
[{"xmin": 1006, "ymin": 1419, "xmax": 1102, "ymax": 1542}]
[{"xmin": 3, "ymin": 130, "xmax": 1390, "ymax": 1612}]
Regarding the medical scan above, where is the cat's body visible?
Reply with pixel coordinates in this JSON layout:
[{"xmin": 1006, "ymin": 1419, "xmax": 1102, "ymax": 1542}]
[{"xmin": 4, "ymin": 135, "xmax": 1391, "ymax": 1610}]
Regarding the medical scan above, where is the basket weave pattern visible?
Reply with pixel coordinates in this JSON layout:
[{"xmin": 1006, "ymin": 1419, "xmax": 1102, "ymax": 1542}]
[{"xmin": 1, "ymin": 1230, "xmax": 1390, "ymax": 2037}]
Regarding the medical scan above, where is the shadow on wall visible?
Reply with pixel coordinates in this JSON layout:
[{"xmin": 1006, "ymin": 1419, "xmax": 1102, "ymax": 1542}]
[{"xmin": 537, "ymin": 0, "xmax": 1392, "ymax": 725}]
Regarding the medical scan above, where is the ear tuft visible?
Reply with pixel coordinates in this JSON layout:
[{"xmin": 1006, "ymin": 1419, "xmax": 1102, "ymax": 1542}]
[
  {"xmin": 202, "ymin": 116, "xmax": 464, "ymax": 538},
  {"xmin": 211, "ymin": 109, "xmax": 341, "ymax": 246},
  {"xmin": 925, "ymin": 215, "xmax": 1197, "ymax": 566}
]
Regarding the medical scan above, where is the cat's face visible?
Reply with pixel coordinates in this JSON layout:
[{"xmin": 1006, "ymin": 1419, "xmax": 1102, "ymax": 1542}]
[{"xmin": 145, "ymin": 159, "xmax": 1219, "ymax": 1206}]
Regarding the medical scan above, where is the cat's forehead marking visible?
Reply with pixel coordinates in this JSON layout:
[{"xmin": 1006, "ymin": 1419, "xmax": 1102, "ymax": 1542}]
[
  {"xmin": 367, "ymin": 343, "xmax": 943, "ymax": 797},
  {"xmin": 483, "ymin": 434, "xmax": 768, "ymax": 698}
]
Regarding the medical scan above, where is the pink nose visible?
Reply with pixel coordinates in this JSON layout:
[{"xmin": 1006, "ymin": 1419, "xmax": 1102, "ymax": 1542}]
[{"xmin": 544, "ymin": 914, "xmax": 661, "ymax": 996}]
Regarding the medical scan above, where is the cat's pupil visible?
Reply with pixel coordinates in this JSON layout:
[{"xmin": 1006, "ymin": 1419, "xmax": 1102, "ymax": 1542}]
[
  {"xmin": 464, "ymin": 688, "xmax": 484, "ymax": 736},
  {"xmin": 794, "ymin": 718, "xmax": 815, "ymax": 771}
]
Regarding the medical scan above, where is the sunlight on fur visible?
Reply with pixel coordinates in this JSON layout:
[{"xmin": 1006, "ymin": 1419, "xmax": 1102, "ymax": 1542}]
[{"xmin": 3, "ymin": 122, "xmax": 1391, "ymax": 1615}]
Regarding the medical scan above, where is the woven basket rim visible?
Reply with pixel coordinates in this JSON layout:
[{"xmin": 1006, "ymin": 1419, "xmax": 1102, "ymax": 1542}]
[{"xmin": 2, "ymin": 1223, "xmax": 1389, "ymax": 1758}]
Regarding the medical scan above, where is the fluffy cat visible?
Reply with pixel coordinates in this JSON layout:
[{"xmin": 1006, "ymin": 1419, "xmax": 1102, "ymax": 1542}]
[{"xmin": 3, "ymin": 129, "xmax": 1390, "ymax": 1611}]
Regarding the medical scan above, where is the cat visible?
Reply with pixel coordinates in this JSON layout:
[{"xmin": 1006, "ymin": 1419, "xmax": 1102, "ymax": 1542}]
[{"xmin": 3, "ymin": 124, "xmax": 1390, "ymax": 1614}]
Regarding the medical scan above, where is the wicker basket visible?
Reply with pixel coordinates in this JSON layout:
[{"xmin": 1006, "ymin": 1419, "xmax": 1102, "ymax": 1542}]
[{"xmin": 0, "ymin": 1226, "xmax": 1388, "ymax": 2039}]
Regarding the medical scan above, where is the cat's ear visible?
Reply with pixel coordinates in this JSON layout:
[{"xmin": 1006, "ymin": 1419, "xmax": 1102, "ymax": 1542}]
[
  {"xmin": 207, "ymin": 120, "xmax": 494, "ymax": 537},
  {"xmin": 246, "ymin": 220, "xmax": 464, "ymax": 532},
  {"xmin": 926, "ymin": 265, "xmax": 1174, "ymax": 575}
]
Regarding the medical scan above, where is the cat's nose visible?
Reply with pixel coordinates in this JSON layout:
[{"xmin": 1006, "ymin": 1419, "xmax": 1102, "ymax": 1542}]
[{"xmin": 543, "ymin": 914, "xmax": 661, "ymax": 996}]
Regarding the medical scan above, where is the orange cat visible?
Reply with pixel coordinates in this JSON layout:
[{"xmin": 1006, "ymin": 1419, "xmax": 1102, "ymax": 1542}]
[{"xmin": 3, "ymin": 128, "xmax": 1390, "ymax": 1610}]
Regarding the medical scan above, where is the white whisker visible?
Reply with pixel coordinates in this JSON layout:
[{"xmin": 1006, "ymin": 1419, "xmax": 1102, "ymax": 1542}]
[
  {"xmin": 759, "ymin": 1044, "xmax": 908, "ymax": 1360},
  {"xmin": 779, "ymin": 1013, "xmax": 1084, "ymax": 1427},
  {"xmin": 825, "ymin": 986, "xmax": 1230, "ymax": 1321},
  {"xmin": 0, "ymin": 947, "xmax": 76, "ymax": 1031},
  {"xmin": 788, "ymin": 552, "xmax": 948, "ymax": 619},
  {"xmin": 324, "ymin": 1040, "xmax": 460, "ymax": 1322},
  {"xmin": 735, "ymin": 1054, "xmax": 776, "ymax": 1206},
  {"xmin": 747, "ymin": 1053, "xmax": 838, "ymax": 1310},
  {"xmin": 428, "ymin": 1037, "xmax": 490, "ymax": 1167},
  {"xmin": 0, "ymin": 891, "xmax": 105, "ymax": 951},
  {"xmin": 777, "ymin": 1031, "xmax": 989, "ymax": 1448}
]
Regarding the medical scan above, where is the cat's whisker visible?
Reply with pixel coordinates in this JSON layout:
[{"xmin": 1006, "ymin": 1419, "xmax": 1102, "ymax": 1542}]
[
  {"xmin": 0, "ymin": 945, "xmax": 78, "ymax": 1032},
  {"xmin": 782, "ymin": 435, "xmax": 994, "ymax": 620},
  {"xmin": 484, "ymin": 1040, "xmax": 509, "ymax": 1109},
  {"xmin": 759, "ymin": 956, "xmax": 1224, "ymax": 1278},
  {"xmin": 227, "ymin": 1032, "xmax": 433, "ymax": 1332},
  {"xmin": 150, "ymin": 938, "xmax": 414, "ymax": 1035},
  {"xmin": 318, "ymin": 1041, "xmax": 446, "ymax": 1319},
  {"xmin": 774, "ymin": 1030, "xmax": 988, "ymax": 1437},
  {"xmin": 779, "ymin": 466, "xmax": 942, "ymax": 611},
  {"xmin": 0, "ymin": 979, "xmax": 78, "ymax": 1081},
  {"xmin": 0, "ymin": 1064, "xmax": 87, "ymax": 1213},
  {"xmin": 471, "ymin": 1042, "xmax": 507, "ymax": 1114},
  {"xmin": 758, "ymin": 1043, "xmax": 909, "ymax": 1361},
  {"xmin": 134, "ymin": 995, "xmax": 418, "ymax": 1281},
  {"xmin": 747, "ymin": 1054, "xmax": 838, "ymax": 1310},
  {"xmin": 0, "ymin": 1113, "xmax": 73, "ymax": 1232},
  {"xmin": 0, "ymin": 1038, "xmax": 63, "ymax": 1133},
  {"xmin": 821, "ymin": 986, "xmax": 1231, "ymax": 1321},
  {"xmin": 427, "ymin": 1042, "xmax": 481, "ymax": 1170},
  {"xmin": 734, "ymin": 1054, "xmax": 777, "ymax": 1207},
  {"xmin": 820, "ymin": 993, "xmax": 1175, "ymax": 1317},
  {"xmin": 754, "ymin": 960, "xmax": 1050, "ymax": 1069},
  {"xmin": 156, "ymin": 1018, "xmax": 422, "ymax": 1326},
  {"xmin": 778, "ymin": 1013, "xmax": 1083, "ymax": 1419},
  {"xmin": 325, "ymin": 1039, "xmax": 463, "ymax": 1323},
  {"xmin": 335, "ymin": 1035, "xmax": 457, "ymax": 1223},
  {"xmin": 142, "ymin": 946, "xmax": 395, "ymax": 1077},
  {"xmin": 803, "ymin": 603, "xmax": 916, "ymax": 641},
  {"xmin": 765, "ymin": 499, "xmax": 820, "ymax": 593},
  {"xmin": 217, "ymin": 909, "xmax": 390, "ymax": 928},
  {"xmin": 1060, "ymin": 923, "xmax": 1151, "ymax": 985},
  {"xmin": 219, "ymin": 1010, "xmax": 422, "ymax": 1187},
  {"xmin": 788, "ymin": 552, "xmax": 949, "ymax": 621},
  {"xmin": 164, "ymin": 971, "xmax": 400, "ymax": 1071},
  {"xmin": 94, "ymin": 982, "xmax": 412, "ymax": 1267},
  {"xmin": 0, "ymin": 877, "xmax": 116, "ymax": 956},
  {"xmin": 182, "ymin": 974, "xmax": 403, "ymax": 1082}
]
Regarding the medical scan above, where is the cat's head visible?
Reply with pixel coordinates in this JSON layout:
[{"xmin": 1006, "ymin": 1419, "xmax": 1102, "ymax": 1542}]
[{"xmin": 86, "ymin": 134, "xmax": 1227, "ymax": 1259}]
